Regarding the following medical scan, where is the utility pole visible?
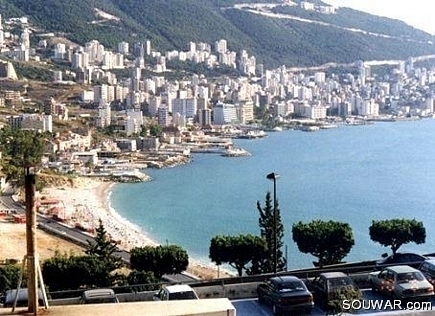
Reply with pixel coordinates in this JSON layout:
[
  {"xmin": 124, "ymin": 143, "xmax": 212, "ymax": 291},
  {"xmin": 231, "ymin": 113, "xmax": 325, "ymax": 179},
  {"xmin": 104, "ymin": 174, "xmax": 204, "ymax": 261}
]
[{"xmin": 25, "ymin": 168, "xmax": 38, "ymax": 314}]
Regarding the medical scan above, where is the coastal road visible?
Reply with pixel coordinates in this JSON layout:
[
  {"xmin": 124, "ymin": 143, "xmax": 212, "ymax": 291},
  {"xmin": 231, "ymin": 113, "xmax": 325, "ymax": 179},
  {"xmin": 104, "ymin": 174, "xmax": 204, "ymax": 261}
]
[{"xmin": 0, "ymin": 194, "xmax": 196, "ymax": 283}]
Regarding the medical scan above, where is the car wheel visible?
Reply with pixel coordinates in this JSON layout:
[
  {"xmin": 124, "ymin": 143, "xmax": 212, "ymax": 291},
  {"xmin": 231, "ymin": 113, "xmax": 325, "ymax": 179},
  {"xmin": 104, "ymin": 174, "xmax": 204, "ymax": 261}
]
[
  {"xmin": 272, "ymin": 303, "xmax": 282, "ymax": 316},
  {"xmin": 257, "ymin": 295, "xmax": 264, "ymax": 304}
]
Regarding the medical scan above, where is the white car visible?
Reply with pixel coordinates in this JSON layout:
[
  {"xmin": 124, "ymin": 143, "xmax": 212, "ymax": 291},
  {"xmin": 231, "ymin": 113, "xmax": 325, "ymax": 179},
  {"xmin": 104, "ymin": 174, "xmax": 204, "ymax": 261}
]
[
  {"xmin": 153, "ymin": 284, "xmax": 199, "ymax": 301},
  {"xmin": 369, "ymin": 265, "xmax": 433, "ymax": 300}
]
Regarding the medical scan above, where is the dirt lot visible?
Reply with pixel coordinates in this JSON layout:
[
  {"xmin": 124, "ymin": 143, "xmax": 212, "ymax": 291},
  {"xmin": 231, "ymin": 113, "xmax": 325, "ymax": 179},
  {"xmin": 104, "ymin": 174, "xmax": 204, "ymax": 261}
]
[{"xmin": 0, "ymin": 221, "xmax": 84, "ymax": 263}]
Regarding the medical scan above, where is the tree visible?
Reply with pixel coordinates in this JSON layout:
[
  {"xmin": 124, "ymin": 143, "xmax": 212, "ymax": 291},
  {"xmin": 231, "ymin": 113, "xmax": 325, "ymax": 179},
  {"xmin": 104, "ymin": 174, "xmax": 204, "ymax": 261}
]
[
  {"xmin": 256, "ymin": 192, "xmax": 286, "ymax": 273},
  {"xmin": 0, "ymin": 128, "xmax": 45, "ymax": 185},
  {"xmin": 85, "ymin": 219, "xmax": 123, "ymax": 271},
  {"xmin": 130, "ymin": 245, "xmax": 189, "ymax": 278},
  {"xmin": 292, "ymin": 220, "xmax": 355, "ymax": 267},
  {"xmin": 127, "ymin": 270, "xmax": 159, "ymax": 291},
  {"xmin": 42, "ymin": 254, "xmax": 113, "ymax": 291},
  {"xmin": 369, "ymin": 218, "xmax": 426, "ymax": 255},
  {"xmin": 209, "ymin": 234, "xmax": 267, "ymax": 276},
  {"xmin": 0, "ymin": 264, "xmax": 21, "ymax": 293}
]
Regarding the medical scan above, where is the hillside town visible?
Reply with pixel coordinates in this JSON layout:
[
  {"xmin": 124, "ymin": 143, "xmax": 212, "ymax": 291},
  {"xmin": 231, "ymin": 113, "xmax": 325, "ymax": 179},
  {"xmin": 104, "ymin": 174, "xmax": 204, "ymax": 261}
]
[{"xmin": 0, "ymin": 6, "xmax": 433, "ymax": 180}]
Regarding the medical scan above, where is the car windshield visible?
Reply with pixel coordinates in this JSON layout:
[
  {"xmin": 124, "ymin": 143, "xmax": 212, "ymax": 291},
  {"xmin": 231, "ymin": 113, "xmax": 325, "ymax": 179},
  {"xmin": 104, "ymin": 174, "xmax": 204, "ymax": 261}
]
[
  {"xmin": 397, "ymin": 272, "xmax": 425, "ymax": 283},
  {"xmin": 328, "ymin": 277, "xmax": 353, "ymax": 288},
  {"xmin": 168, "ymin": 291, "xmax": 197, "ymax": 300},
  {"xmin": 278, "ymin": 280, "xmax": 305, "ymax": 292}
]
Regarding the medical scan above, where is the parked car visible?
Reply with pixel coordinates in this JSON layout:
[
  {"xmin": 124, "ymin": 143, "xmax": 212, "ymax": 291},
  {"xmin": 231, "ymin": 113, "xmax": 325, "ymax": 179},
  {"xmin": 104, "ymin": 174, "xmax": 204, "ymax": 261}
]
[
  {"xmin": 153, "ymin": 284, "xmax": 199, "ymax": 301},
  {"xmin": 419, "ymin": 259, "xmax": 435, "ymax": 286},
  {"xmin": 308, "ymin": 272, "xmax": 361, "ymax": 310},
  {"xmin": 375, "ymin": 252, "xmax": 431, "ymax": 269},
  {"xmin": 257, "ymin": 275, "xmax": 314, "ymax": 315},
  {"xmin": 80, "ymin": 289, "xmax": 118, "ymax": 304},
  {"xmin": 369, "ymin": 265, "xmax": 434, "ymax": 300},
  {"xmin": 2, "ymin": 288, "xmax": 44, "ymax": 308}
]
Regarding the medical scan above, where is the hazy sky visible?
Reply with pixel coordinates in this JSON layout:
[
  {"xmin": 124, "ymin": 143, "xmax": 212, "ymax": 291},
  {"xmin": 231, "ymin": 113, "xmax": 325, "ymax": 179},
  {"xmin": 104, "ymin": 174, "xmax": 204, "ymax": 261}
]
[{"xmin": 324, "ymin": 0, "xmax": 435, "ymax": 35}]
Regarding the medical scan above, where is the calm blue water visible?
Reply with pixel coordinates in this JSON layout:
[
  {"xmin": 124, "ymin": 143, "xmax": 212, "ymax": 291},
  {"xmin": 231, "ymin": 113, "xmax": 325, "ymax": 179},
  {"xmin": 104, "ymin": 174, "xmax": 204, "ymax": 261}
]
[{"xmin": 110, "ymin": 119, "xmax": 435, "ymax": 270}]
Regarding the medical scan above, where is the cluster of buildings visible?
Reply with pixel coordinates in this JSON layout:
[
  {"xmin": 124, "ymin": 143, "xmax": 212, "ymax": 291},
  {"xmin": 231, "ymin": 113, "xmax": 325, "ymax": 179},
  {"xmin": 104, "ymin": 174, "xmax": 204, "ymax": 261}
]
[{"xmin": 0, "ymin": 8, "xmax": 433, "ymax": 142}]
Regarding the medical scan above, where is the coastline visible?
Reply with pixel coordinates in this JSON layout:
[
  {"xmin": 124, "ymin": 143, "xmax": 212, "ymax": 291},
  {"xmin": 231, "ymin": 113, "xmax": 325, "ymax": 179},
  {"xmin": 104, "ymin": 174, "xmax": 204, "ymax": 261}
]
[
  {"xmin": 41, "ymin": 176, "xmax": 234, "ymax": 279},
  {"xmin": 41, "ymin": 177, "xmax": 158, "ymax": 250}
]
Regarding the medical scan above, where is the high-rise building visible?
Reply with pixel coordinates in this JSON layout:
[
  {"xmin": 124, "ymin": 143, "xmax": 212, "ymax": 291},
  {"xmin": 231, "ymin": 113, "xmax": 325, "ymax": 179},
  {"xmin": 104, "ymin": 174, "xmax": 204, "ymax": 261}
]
[
  {"xmin": 118, "ymin": 41, "xmax": 129, "ymax": 54},
  {"xmin": 97, "ymin": 99, "xmax": 111, "ymax": 128},
  {"xmin": 198, "ymin": 108, "xmax": 211, "ymax": 127},
  {"xmin": 214, "ymin": 39, "xmax": 227, "ymax": 54},
  {"xmin": 212, "ymin": 102, "xmax": 238, "ymax": 125},
  {"xmin": 158, "ymin": 106, "xmax": 168, "ymax": 127}
]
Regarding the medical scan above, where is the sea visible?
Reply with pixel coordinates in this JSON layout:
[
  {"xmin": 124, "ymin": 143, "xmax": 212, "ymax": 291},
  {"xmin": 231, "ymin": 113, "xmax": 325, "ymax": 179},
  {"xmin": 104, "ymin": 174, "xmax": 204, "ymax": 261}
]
[{"xmin": 109, "ymin": 118, "xmax": 435, "ymax": 270}]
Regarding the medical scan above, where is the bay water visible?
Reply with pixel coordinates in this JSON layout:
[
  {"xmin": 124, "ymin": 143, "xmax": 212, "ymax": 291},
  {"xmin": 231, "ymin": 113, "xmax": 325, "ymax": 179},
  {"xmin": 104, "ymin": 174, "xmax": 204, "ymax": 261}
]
[{"xmin": 110, "ymin": 119, "xmax": 435, "ymax": 270}]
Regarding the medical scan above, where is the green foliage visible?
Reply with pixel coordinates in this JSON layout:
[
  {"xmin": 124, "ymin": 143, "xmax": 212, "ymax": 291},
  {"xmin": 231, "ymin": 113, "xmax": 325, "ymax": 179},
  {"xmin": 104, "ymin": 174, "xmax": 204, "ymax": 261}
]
[
  {"xmin": 209, "ymin": 234, "xmax": 267, "ymax": 276},
  {"xmin": 127, "ymin": 270, "xmax": 159, "ymax": 291},
  {"xmin": 0, "ymin": 127, "xmax": 45, "ymax": 185},
  {"xmin": 42, "ymin": 254, "xmax": 114, "ymax": 291},
  {"xmin": 147, "ymin": 123, "xmax": 163, "ymax": 137},
  {"xmin": 254, "ymin": 192, "xmax": 286, "ymax": 274},
  {"xmin": 12, "ymin": 61, "xmax": 55, "ymax": 82},
  {"xmin": 0, "ymin": 264, "xmax": 22, "ymax": 293},
  {"xmin": 369, "ymin": 219, "xmax": 426, "ymax": 255},
  {"xmin": 327, "ymin": 286, "xmax": 362, "ymax": 314},
  {"xmin": 292, "ymin": 219, "xmax": 355, "ymax": 267},
  {"xmin": 130, "ymin": 245, "xmax": 189, "ymax": 278},
  {"xmin": 85, "ymin": 219, "xmax": 123, "ymax": 271}
]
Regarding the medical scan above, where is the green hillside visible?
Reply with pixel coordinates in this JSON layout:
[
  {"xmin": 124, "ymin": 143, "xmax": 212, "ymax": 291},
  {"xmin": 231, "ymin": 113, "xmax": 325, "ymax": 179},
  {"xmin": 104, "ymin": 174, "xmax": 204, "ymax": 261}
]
[{"xmin": 1, "ymin": 0, "xmax": 435, "ymax": 68}]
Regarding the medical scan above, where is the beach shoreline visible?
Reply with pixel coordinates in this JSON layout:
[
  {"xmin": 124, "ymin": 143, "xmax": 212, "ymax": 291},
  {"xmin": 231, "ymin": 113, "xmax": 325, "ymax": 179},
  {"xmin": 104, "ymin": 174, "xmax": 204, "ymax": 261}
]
[{"xmin": 40, "ymin": 176, "xmax": 233, "ymax": 279}]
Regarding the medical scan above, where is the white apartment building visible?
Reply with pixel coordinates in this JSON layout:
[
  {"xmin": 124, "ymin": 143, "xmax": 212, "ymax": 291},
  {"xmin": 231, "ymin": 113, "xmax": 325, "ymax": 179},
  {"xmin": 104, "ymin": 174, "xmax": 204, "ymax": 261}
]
[
  {"xmin": 118, "ymin": 41, "xmax": 129, "ymax": 54},
  {"xmin": 85, "ymin": 40, "xmax": 105, "ymax": 63},
  {"xmin": 236, "ymin": 101, "xmax": 254, "ymax": 123},
  {"xmin": 97, "ymin": 100, "xmax": 111, "ymax": 128},
  {"xmin": 358, "ymin": 99, "xmax": 379, "ymax": 117},
  {"xmin": 54, "ymin": 43, "xmax": 66, "ymax": 59},
  {"xmin": 71, "ymin": 52, "xmax": 82, "ymax": 69},
  {"xmin": 306, "ymin": 105, "xmax": 327, "ymax": 120},
  {"xmin": 172, "ymin": 98, "xmax": 197, "ymax": 118},
  {"xmin": 212, "ymin": 103, "xmax": 238, "ymax": 125},
  {"xmin": 94, "ymin": 84, "xmax": 115, "ymax": 104},
  {"xmin": 215, "ymin": 39, "xmax": 227, "ymax": 54}
]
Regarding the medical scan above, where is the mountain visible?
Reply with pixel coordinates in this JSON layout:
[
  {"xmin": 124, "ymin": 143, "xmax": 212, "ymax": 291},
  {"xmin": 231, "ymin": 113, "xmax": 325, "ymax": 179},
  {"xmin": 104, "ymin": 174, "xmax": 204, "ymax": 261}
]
[{"xmin": 2, "ymin": 0, "xmax": 435, "ymax": 68}]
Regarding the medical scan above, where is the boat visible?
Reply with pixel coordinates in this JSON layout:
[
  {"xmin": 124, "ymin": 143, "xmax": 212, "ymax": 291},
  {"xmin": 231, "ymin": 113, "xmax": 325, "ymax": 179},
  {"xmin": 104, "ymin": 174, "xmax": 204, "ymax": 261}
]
[
  {"xmin": 300, "ymin": 125, "xmax": 320, "ymax": 132},
  {"xmin": 236, "ymin": 130, "xmax": 267, "ymax": 139},
  {"xmin": 222, "ymin": 147, "xmax": 251, "ymax": 157},
  {"xmin": 320, "ymin": 124, "xmax": 338, "ymax": 129}
]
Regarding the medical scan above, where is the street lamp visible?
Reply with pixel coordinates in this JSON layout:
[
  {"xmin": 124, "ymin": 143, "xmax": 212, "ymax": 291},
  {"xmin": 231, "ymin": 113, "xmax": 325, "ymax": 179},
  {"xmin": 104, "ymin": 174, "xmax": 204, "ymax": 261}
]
[{"xmin": 266, "ymin": 172, "xmax": 280, "ymax": 275}]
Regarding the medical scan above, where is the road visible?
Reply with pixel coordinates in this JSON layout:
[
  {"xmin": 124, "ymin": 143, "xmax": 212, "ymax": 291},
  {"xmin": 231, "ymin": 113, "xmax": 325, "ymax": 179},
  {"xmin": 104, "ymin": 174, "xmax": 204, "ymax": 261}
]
[
  {"xmin": 0, "ymin": 194, "xmax": 195, "ymax": 283},
  {"xmin": 232, "ymin": 290, "xmax": 435, "ymax": 315}
]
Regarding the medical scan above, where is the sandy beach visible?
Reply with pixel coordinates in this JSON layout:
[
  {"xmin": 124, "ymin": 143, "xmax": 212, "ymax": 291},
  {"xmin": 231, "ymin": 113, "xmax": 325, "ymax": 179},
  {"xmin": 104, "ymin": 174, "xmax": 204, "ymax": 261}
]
[
  {"xmin": 39, "ymin": 177, "xmax": 233, "ymax": 279},
  {"xmin": 40, "ymin": 177, "xmax": 158, "ymax": 250}
]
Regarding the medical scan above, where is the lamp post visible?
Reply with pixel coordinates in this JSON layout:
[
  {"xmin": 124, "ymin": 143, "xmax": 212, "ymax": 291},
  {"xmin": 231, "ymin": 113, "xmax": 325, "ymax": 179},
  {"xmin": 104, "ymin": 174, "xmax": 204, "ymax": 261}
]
[{"xmin": 266, "ymin": 172, "xmax": 280, "ymax": 275}]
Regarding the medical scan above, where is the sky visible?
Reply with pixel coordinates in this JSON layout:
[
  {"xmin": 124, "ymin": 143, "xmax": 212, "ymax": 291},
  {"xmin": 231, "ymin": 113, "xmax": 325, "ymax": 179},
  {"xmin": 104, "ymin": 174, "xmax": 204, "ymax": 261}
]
[{"xmin": 323, "ymin": 0, "xmax": 435, "ymax": 35}]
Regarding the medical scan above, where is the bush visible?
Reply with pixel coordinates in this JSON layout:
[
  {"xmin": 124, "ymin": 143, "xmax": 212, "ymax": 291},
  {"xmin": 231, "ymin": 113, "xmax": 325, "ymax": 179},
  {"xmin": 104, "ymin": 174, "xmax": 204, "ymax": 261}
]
[{"xmin": 327, "ymin": 286, "xmax": 362, "ymax": 314}]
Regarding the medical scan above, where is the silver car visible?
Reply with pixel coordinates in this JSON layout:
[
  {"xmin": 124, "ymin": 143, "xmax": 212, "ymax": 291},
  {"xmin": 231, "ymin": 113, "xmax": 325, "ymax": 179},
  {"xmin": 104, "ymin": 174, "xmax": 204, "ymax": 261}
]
[{"xmin": 369, "ymin": 265, "xmax": 434, "ymax": 300}]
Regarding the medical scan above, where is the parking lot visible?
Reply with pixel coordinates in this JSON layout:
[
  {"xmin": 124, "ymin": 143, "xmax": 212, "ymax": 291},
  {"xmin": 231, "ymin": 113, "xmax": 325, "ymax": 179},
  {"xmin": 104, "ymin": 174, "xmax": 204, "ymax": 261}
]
[{"xmin": 232, "ymin": 289, "xmax": 435, "ymax": 315}]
